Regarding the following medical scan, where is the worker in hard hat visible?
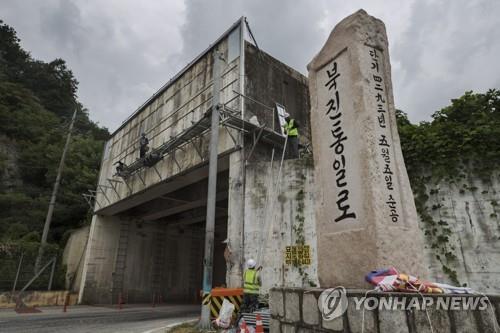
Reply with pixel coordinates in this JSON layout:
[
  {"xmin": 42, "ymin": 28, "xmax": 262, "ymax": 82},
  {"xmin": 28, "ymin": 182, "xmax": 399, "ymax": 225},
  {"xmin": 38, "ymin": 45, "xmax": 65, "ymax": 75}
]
[
  {"xmin": 241, "ymin": 258, "xmax": 261, "ymax": 313},
  {"xmin": 139, "ymin": 132, "xmax": 149, "ymax": 158},
  {"xmin": 282, "ymin": 112, "xmax": 299, "ymax": 159}
]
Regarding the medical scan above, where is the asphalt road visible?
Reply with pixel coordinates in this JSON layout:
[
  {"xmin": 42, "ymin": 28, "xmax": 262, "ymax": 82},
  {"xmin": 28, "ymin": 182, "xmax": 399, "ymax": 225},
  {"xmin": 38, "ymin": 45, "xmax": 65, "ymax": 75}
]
[{"xmin": 0, "ymin": 304, "xmax": 199, "ymax": 333}]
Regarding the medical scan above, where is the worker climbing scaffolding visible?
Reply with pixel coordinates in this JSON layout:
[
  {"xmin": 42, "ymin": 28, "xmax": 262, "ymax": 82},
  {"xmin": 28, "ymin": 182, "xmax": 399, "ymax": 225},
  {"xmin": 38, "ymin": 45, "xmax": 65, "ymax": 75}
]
[
  {"xmin": 139, "ymin": 132, "xmax": 149, "ymax": 158},
  {"xmin": 282, "ymin": 112, "xmax": 300, "ymax": 159}
]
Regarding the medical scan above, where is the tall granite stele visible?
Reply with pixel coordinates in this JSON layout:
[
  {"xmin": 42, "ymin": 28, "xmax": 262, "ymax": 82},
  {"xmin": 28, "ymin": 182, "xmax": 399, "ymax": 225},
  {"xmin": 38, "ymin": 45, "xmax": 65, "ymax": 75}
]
[{"xmin": 308, "ymin": 10, "xmax": 428, "ymax": 288}]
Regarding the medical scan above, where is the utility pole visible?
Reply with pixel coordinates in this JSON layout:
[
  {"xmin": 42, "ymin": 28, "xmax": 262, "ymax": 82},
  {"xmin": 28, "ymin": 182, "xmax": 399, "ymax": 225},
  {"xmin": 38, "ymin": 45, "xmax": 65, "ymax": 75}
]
[
  {"xmin": 34, "ymin": 107, "xmax": 78, "ymax": 273},
  {"xmin": 199, "ymin": 50, "xmax": 224, "ymax": 328}
]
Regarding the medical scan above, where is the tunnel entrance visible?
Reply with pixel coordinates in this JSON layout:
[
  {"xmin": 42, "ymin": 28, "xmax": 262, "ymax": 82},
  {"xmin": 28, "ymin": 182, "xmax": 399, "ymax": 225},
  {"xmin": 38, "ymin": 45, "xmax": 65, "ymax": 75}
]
[
  {"xmin": 150, "ymin": 214, "xmax": 227, "ymax": 304},
  {"xmin": 113, "ymin": 169, "xmax": 229, "ymax": 304}
]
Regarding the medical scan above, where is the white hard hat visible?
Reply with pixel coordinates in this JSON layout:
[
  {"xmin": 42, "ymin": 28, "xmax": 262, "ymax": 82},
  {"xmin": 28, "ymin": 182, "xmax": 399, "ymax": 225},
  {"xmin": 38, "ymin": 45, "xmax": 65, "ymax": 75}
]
[
  {"xmin": 246, "ymin": 259, "xmax": 256, "ymax": 268},
  {"xmin": 222, "ymin": 238, "xmax": 229, "ymax": 244},
  {"xmin": 284, "ymin": 112, "xmax": 290, "ymax": 117}
]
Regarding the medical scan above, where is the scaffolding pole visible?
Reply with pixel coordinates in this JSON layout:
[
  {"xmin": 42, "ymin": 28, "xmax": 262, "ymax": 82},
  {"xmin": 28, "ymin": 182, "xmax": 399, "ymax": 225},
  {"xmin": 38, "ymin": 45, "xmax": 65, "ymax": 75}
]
[{"xmin": 199, "ymin": 50, "xmax": 224, "ymax": 328}]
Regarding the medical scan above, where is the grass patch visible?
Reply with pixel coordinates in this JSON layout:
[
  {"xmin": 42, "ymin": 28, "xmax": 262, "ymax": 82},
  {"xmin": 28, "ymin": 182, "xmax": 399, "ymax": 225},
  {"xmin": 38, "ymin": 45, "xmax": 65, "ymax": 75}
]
[{"xmin": 168, "ymin": 322, "xmax": 201, "ymax": 333}]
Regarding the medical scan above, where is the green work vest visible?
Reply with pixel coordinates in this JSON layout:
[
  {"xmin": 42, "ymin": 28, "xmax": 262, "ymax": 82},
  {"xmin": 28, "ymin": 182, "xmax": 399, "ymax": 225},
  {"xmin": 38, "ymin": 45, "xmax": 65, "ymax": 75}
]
[
  {"xmin": 243, "ymin": 269, "xmax": 260, "ymax": 294},
  {"xmin": 284, "ymin": 119, "xmax": 298, "ymax": 137}
]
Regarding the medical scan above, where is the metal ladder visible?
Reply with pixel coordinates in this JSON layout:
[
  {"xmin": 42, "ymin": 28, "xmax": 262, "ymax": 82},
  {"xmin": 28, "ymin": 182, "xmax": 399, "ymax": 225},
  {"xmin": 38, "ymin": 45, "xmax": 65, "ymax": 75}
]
[
  {"xmin": 112, "ymin": 220, "xmax": 130, "ymax": 303},
  {"xmin": 151, "ymin": 226, "xmax": 166, "ymax": 301}
]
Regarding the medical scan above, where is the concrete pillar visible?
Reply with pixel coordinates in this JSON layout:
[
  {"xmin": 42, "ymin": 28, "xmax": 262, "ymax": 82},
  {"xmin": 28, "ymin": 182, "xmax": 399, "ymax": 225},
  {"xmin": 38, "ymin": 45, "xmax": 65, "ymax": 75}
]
[
  {"xmin": 226, "ymin": 150, "xmax": 245, "ymax": 287},
  {"xmin": 122, "ymin": 220, "xmax": 157, "ymax": 302},
  {"xmin": 307, "ymin": 10, "xmax": 428, "ymax": 287},
  {"xmin": 78, "ymin": 214, "xmax": 121, "ymax": 304}
]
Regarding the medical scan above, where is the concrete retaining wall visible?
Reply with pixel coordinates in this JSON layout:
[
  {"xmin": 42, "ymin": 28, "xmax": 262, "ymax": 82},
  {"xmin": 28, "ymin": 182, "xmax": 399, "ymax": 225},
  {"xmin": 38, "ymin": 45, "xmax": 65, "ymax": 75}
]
[
  {"xmin": 270, "ymin": 288, "xmax": 500, "ymax": 333},
  {"xmin": 244, "ymin": 158, "xmax": 318, "ymax": 293},
  {"xmin": 62, "ymin": 226, "xmax": 89, "ymax": 292},
  {"xmin": 245, "ymin": 158, "xmax": 500, "ymax": 294},
  {"xmin": 422, "ymin": 173, "xmax": 500, "ymax": 293},
  {"xmin": 0, "ymin": 291, "xmax": 78, "ymax": 308}
]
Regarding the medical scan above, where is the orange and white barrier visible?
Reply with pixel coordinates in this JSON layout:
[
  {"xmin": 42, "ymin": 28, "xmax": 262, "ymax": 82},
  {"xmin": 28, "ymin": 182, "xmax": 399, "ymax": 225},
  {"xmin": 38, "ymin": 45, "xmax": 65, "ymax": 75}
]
[
  {"xmin": 239, "ymin": 319, "xmax": 248, "ymax": 333},
  {"xmin": 255, "ymin": 313, "xmax": 264, "ymax": 333}
]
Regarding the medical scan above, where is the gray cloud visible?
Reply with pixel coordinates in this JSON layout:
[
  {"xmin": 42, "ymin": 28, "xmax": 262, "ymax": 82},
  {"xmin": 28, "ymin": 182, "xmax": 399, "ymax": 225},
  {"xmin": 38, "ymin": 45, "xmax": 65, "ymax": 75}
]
[
  {"xmin": 1, "ymin": 0, "xmax": 186, "ymax": 130},
  {"xmin": 1, "ymin": 0, "xmax": 499, "ymax": 130},
  {"xmin": 179, "ymin": 0, "xmax": 328, "ymax": 73},
  {"xmin": 393, "ymin": 0, "xmax": 500, "ymax": 120},
  {"xmin": 39, "ymin": 0, "xmax": 87, "ymax": 55}
]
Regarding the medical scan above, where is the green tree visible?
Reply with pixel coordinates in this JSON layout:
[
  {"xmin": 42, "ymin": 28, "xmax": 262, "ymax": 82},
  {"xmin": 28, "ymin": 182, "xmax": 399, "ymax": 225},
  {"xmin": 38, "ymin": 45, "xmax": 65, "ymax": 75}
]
[
  {"xmin": 0, "ymin": 20, "xmax": 109, "ymax": 290},
  {"xmin": 397, "ymin": 89, "xmax": 500, "ymax": 181}
]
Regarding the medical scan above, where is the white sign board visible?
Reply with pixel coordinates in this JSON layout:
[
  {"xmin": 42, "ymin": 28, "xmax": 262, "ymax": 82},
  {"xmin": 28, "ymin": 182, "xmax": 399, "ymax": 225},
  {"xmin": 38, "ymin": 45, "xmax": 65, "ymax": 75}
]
[{"xmin": 275, "ymin": 103, "xmax": 287, "ymax": 136}]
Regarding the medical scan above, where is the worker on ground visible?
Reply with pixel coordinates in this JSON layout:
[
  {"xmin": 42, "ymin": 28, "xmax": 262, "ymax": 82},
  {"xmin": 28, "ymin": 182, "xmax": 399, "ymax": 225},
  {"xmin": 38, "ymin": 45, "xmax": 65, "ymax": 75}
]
[
  {"xmin": 242, "ymin": 258, "xmax": 261, "ymax": 313},
  {"xmin": 283, "ymin": 112, "xmax": 299, "ymax": 159},
  {"xmin": 139, "ymin": 132, "xmax": 149, "ymax": 158}
]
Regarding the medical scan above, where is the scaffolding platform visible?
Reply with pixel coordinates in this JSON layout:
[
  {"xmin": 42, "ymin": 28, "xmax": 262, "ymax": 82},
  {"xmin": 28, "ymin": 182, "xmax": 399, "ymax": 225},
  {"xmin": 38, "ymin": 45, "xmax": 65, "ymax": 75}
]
[
  {"xmin": 115, "ymin": 106, "xmax": 285, "ymax": 179},
  {"xmin": 220, "ymin": 106, "xmax": 286, "ymax": 147}
]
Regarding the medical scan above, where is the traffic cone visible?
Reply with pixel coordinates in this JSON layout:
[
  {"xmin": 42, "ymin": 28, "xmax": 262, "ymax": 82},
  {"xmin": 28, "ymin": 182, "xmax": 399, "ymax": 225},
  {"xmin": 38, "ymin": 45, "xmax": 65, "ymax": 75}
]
[
  {"xmin": 255, "ymin": 313, "xmax": 264, "ymax": 333},
  {"xmin": 63, "ymin": 292, "xmax": 70, "ymax": 312},
  {"xmin": 118, "ymin": 292, "xmax": 122, "ymax": 310},
  {"xmin": 239, "ymin": 319, "xmax": 248, "ymax": 333}
]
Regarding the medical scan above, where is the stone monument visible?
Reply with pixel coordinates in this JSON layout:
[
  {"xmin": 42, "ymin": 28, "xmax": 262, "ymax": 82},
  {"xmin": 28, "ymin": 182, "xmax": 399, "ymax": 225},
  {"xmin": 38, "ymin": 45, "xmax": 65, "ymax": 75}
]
[{"xmin": 308, "ymin": 9, "xmax": 428, "ymax": 288}]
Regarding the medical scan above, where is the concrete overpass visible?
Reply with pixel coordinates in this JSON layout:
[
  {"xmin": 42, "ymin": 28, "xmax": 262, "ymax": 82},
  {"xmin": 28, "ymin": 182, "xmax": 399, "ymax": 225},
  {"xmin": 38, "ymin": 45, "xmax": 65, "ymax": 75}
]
[{"xmin": 78, "ymin": 18, "xmax": 316, "ymax": 305}]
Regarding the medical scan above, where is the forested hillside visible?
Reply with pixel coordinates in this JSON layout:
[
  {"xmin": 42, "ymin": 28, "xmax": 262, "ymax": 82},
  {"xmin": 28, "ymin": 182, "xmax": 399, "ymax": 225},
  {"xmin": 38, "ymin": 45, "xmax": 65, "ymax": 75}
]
[{"xmin": 0, "ymin": 20, "xmax": 109, "ymax": 286}]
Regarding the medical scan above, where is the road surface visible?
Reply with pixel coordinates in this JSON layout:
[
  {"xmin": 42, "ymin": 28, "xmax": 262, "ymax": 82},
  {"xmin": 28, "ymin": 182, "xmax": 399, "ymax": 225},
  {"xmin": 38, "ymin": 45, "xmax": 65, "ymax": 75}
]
[{"xmin": 0, "ymin": 304, "xmax": 199, "ymax": 333}]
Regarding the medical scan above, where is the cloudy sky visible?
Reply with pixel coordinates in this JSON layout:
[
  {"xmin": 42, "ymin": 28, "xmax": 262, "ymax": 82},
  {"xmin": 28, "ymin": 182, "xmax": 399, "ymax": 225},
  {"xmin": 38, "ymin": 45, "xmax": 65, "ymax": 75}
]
[{"xmin": 1, "ymin": 0, "xmax": 499, "ymax": 131}]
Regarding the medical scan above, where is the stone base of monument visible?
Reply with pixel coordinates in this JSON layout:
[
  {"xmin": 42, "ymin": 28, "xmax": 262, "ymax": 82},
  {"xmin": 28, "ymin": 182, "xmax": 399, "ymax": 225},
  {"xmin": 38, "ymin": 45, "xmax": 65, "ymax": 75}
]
[{"xmin": 270, "ymin": 287, "xmax": 500, "ymax": 332}]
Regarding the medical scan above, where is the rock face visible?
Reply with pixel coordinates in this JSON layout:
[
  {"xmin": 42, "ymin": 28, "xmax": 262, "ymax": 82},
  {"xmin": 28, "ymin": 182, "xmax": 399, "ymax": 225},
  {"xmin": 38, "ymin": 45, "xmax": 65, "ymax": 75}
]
[
  {"xmin": 0, "ymin": 135, "xmax": 22, "ymax": 191},
  {"xmin": 307, "ymin": 10, "xmax": 428, "ymax": 287}
]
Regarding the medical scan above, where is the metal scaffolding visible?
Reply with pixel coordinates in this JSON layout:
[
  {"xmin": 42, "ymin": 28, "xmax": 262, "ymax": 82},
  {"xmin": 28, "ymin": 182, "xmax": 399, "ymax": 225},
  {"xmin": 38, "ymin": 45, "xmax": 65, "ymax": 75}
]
[{"xmin": 113, "ymin": 104, "xmax": 286, "ymax": 181}]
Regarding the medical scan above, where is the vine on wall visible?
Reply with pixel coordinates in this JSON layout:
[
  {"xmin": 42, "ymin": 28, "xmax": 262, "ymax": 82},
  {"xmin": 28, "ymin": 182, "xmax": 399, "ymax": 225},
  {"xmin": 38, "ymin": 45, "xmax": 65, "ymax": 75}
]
[
  {"xmin": 412, "ymin": 179, "xmax": 460, "ymax": 284},
  {"xmin": 292, "ymin": 171, "xmax": 316, "ymax": 287}
]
